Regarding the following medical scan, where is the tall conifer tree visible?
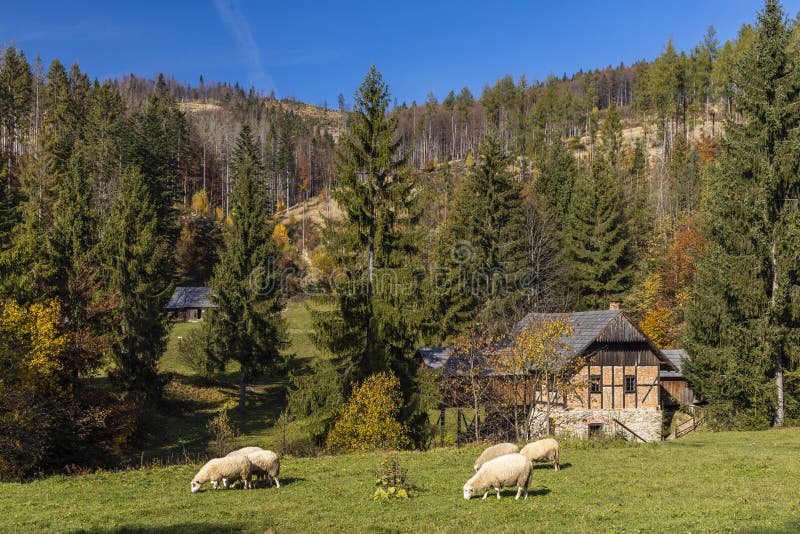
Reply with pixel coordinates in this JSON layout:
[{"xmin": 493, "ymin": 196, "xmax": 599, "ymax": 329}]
[
  {"xmin": 313, "ymin": 66, "xmax": 427, "ymax": 442},
  {"xmin": 134, "ymin": 74, "xmax": 186, "ymax": 238},
  {"xmin": 100, "ymin": 166, "xmax": 172, "ymax": 404},
  {"xmin": 563, "ymin": 155, "xmax": 632, "ymax": 310},
  {"xmin": 208, "ymin": 125, "xmax": 288, "ymax": 411},
  {"xmin": 685, "ymin": 0, "xmax": 800, "ymax": 427},
  {"xmin": 534, "ymin": 136, "xmax": 578, "ymax": 229},
  {"xmin": 433, "ymin": 133, "xmax": 529, "ymax": 338}
]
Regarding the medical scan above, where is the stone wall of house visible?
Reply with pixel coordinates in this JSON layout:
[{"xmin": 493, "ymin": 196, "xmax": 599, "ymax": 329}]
[{"xmin": 529, "ymin": 408, "xmax": 663, "ymax": 442}]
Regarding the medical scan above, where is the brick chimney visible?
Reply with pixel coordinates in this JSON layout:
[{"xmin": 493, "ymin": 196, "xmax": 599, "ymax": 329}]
[{"xmin": 609, "ymin": 301, "xmax": 620, "ymax": 310}]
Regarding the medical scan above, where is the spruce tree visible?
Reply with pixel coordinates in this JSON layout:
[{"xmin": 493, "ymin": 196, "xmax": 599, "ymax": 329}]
[
  {"xmin": 313, "ymin": 66, "xmax": 428, "ymax": 443},
  {"xmin": 207, "ymin": 124, "xmax": 288, "ymax": 411},
  {"xmin": 600, "ymin": 102, "xmax": 624, "ymax": 170},
  {"xmin": 433, "ymin": 133, "xmax": 529, "ymax": 338},
  {"xmin": 625, "ymin": 137, "xmax": 653, "ymax": 261},
  {"xmin": 84, "ymin": 81, "xmax": 131, "ymax": 212},
  {"xmin": 534, "ymin": 135, "xmax": 577, "ymax": 229},
  {"xmin": 0, "ymin": 150, "xmax": 60, "ymax": 301},
  {"xmin": 684, "ymin": 0, "xmax": 800, "ymax": 428},
  {"xmin": 563, "ymin": 155, "xmax": 632, "ymax": 310},
  {"xmin": 100, "ymin": 166, "xmax": 173, "ymax": 405},
  {"xmin": 133, "ymin": 74, "xmax": 186, "ymax": 238},
  {"xmin": 42, "ymin": 59, "xmax": 79, "ymax": 172},
  {"xmin": 48, "ymin": 146, "xmax": 104, "ymax": 381}
]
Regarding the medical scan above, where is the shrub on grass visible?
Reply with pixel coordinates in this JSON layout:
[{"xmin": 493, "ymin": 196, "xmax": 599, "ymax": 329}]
[
  {"xmin": 175, "ymin": 327, "xmax": 216, "ymax": 381},
  {"xmin": 373, "ymin": 455, "xmax": 413, "ymax": 500},
  {"xmin": 206, "ymin": 407, "xmax": 238, "ymax": 457},
  {"xmin": 326, "ymin": 371, "xmax": 409, "ymax": 453}
]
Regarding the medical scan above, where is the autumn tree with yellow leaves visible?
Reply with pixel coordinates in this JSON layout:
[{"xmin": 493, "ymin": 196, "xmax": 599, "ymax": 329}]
[
  {"xmin": 506, "ymin": 317, "xmax": 582, "ymax": 440},
  {"xmin": 326, "ymin": 371, "xmax": 410, "ymax": 453},
  {"xmin": 0, "ymin": 300, "xmax": 67, "ymax": 479}
]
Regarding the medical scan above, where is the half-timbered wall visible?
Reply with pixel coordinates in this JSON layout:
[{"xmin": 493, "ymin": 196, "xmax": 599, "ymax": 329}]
[{"xmin": 568, "ymin": 343, "xmax": 661, "ymax": 410}]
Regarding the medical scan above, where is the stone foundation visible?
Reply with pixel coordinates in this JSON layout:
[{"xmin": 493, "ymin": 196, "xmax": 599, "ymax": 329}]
[{"xmin": 529, "ymin": 409, "xmax": 663, "ymax": 442}]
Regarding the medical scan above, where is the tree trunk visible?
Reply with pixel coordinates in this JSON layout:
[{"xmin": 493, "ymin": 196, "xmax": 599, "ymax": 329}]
[
  {"xmin": 239, "ymin": 369, "xmax": 247, "ymax": 411},
  {"xmin": 770, "ymin": 239, "xmax": 784, "ymax": 426}
]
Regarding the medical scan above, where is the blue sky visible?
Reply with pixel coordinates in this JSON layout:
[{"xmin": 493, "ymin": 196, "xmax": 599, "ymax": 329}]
[{"xmin": 1, "ymin": 0, "xmax": 798, "ymax": 107}]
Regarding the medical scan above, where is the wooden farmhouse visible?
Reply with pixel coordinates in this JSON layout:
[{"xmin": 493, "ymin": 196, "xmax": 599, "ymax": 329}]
[
  {"xmin": 420, "ymin": 307, "xmax": 685, "ymax": 442},
  {"xmin": 164, "ymin": 287, "xmax": 217, "ymax": 322}
]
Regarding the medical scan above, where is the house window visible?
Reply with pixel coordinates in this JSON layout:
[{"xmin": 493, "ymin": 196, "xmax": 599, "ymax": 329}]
[
  {"xmin": 588, "ymin": 423, "xmax": 603, "ymax": 438},
  {"xmin": 624, "ymin": 375, "xmax": 636, "ymax": 394},
  {"xmin": 590, "ymin": 375, "xmax": 601, "ymax": 393}
]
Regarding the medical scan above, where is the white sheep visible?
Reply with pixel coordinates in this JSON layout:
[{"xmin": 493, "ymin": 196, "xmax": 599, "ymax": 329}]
[
  {"xmin": 473, "ymin": 442, "xmax": 520, "ymax": 472},
  {"xmin": 225, "ymin": 446, "xmax": 264, "ymax": 457},
  {"xmin": 239, "ymin": 450, "xmax": 280, "ymax": 488},
  {"xmin": 520, "ymin": 438, "xmax": 560, "ymax": 471},
  {"xmin": 463, "ymin": 453, "xmax": 532, "ymax": 500},
  {"xmin": 223, "ymin": 449, "xmax": 280, "ymax": 489},
  {"xmin": 190, "ymin": 456, "xmax": 252, "ymax": 493}
]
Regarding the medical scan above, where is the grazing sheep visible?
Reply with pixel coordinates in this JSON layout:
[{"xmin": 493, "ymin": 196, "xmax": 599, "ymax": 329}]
[
  {"xmin": 520, "ymin": 438, "xmax": 560, "ymax": 471},
  {"xmin": 473, "ymin": 442, "xmax": 520, "ymax": 472},
  {"xmin": 246, "ymin": 450, "xmax": 280, "ymax": 488},
  {"xmin": 223, "ymin": 449, "xmax": 280, "ymax": 489},
  {"xmin": 225, "ymin": 446, "xmax": 264, "ymax": 457},
  {"xmin": 463, "ymin": 453, "xmax": 532, "ymax": 500},
  {"xmin": 191, "ymin": 456, "xmax": 252, "ymax": 493}
]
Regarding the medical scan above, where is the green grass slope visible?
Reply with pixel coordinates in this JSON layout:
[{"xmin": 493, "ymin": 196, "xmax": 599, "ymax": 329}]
[{"xmin": 3, "ymin": 429, "xmax": 800, "ymax": 532}]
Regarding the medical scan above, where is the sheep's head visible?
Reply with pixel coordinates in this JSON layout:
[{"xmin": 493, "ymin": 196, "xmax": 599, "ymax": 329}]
[
  {"xmin": 463, "ymin": 483, "xmax": 474, "ymax": 500},
  {"xmin": 190, "ymin": 479, "xmax": 202, "ymax": 493}
]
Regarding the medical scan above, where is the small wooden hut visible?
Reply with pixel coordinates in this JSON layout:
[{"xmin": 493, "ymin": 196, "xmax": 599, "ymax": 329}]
[{"xmin": 164, "ymin": 287, "xmax": 217, "ymax": 322}]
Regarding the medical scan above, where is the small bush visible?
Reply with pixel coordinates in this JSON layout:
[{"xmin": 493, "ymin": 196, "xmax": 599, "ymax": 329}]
[
  {"xmin": 326, "ymin": 371, "xmax": 409, "ymax": 453},
  {"xmin": 373, "ymin": 456, "xmax": 413, "ymax": 500},
  {"xmin": 281, "ymin": 421, "xmax": 319, "ymax": 457},
  {"xmin": 206, "ymin": 408, "xmax": 238, "ymax": 457},
  {"xmin": 175, "ymin": 328, "xmax": 215, "ymax": 381}
]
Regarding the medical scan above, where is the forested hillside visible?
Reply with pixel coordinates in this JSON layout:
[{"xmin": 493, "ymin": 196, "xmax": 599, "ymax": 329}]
[{"xmin": 1, "ymin": 0, "xmax": 798, "ymax": 479}]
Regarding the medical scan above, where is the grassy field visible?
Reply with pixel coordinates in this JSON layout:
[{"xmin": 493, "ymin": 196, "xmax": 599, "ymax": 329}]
[
  {"xmin": 139, "ymin": 299, "xmax": 330, "ymax": 462},
  {"xmin": 2, "ymin": 428, "xmax": 800, "ymax": 532}
]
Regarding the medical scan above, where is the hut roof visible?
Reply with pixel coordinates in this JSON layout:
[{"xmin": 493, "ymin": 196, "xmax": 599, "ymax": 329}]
[
  {"xmin": 661, "ymin": 349, "xmax": 689, "ymax": 379},
  {"xmin": 164, "ymin": 287, "xmax": 218, "ymax": 310}
]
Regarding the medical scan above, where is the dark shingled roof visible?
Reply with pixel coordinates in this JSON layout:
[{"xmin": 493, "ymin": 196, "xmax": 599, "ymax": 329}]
[
  {"xmin": 420, "ymin": 309, "xmax": 678, "ymax": 376},
  {"xmin": 514, "ymin": 310, "xmax": 625, "ymax": 358},
  {"xmin": 661, "ymin": 349, "xmax": 689, "ymax": 379},
  {"xmin": 164, "ymin": 287, "xmax": 218, "ymax": 309}
]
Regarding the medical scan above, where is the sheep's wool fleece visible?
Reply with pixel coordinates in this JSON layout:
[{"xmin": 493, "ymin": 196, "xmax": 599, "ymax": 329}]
[
  {"xmin": 474, "ymin": 442, "xmax": 520, "ymax": 471},
  {"xmin": 467, "ymin": 453, "xmax": 531, "ymax": 491},
  {"xmin": 520, "ymin": 438, "xmax": 559, "ymax": 461},
  {"xmin": 226, "ymin": 446, "xmax": 264, "ymax": 457}
]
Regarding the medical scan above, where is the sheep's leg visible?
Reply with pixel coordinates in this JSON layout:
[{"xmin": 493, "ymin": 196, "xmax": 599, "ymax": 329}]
[
  {"xmin": 524, "ymin": 487, "xmax": 529, "ymax": 500},
  {"xmin": 481, "ymin": 491, "xmax": 488, "ymax": 500},
  {"xmin": 273, "ymin": 476, "xmax": 280, "ymax": 489},
  {"xmin": 211, "ymin": 481, "xmax": 219, "ymax": 490},
  {"xmin": 515, "ymin": 487, "xmax": 522, "ymax": 500},
  {"xmin": 496, "ymin": 487, "xmax": 501, "ymax": 500}
]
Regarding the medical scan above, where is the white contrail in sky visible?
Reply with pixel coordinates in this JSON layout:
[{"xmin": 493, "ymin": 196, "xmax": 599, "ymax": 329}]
[{"xmin": 213, "ymin": 0, "xmax": 276, "ymax": 94}]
